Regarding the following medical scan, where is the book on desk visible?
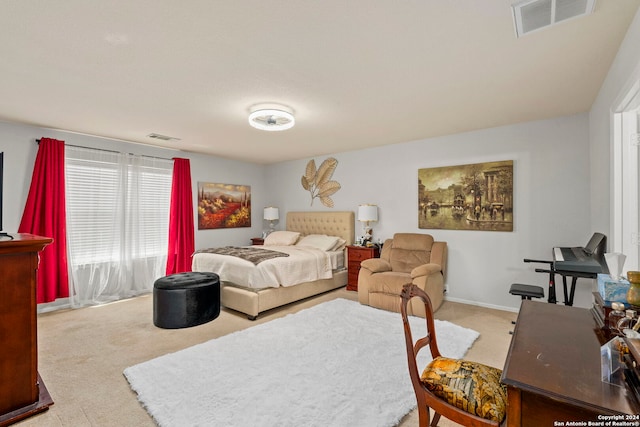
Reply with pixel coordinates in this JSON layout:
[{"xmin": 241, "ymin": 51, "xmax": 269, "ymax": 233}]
[{"xmin": 591, "ymin": 291, "xmax": 640, "ymax": 340}]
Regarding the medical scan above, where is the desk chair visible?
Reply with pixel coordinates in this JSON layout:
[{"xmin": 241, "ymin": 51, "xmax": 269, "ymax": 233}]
[{"xmin": 400, "ymin": 284, "xmax": 507, "ymax": 426}]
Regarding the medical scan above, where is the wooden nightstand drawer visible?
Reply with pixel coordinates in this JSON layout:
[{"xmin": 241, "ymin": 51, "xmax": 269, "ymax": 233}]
[
  {"xmin": 346, "ymin": 245, "xmax": 380, "ymax": 291},
  {"xmin": 348, "ymin": 249, "xmax": 372, "ymax": 262}
]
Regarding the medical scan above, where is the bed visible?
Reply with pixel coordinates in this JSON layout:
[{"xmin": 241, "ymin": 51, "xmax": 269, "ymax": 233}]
[{"xmin": 192, "ymin": 211, "xmax": 354, "ymax": 320}]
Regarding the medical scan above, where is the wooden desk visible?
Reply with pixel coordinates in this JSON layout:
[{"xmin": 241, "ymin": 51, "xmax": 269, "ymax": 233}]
[{"xmin": 501, "ymin": 301, "xmax": 640, "ymax": 426}]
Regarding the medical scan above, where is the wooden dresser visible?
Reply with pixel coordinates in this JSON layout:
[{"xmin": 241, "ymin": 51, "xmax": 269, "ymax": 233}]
[
  {"xmin": 346, "ymin": 245, "xmax": 379, "ymax": 291},
  {"xmin": 0, "ymin": 234, "xmax": 53, "ymax": 426}
]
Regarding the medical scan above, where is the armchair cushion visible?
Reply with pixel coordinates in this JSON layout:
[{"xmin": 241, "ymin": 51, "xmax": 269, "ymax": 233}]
[
  {"xmin": 368, "ymin": 271, "xmax": 416, "ymax": 295},
  {"xmin": 360, "ymin": 258, "xmax": 391, "ymax": 274},
  {"xmin": 421, "ymin": 357, "xmax": 507, "ymax": 423},
  {"xmin": 388, "ymin": 233, "xmax": 434, "ymax": 273}
]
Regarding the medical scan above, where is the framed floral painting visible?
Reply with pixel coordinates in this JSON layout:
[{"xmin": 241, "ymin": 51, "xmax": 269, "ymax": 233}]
[{"xmin": 197, "ymin": 182, "xmax": 251, "ymax": 229}]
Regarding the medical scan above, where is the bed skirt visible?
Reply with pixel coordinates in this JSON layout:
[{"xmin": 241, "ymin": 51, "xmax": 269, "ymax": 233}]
[{"xmin": 221, "ymin": 269, "xmax": 347, "ymax": 320}]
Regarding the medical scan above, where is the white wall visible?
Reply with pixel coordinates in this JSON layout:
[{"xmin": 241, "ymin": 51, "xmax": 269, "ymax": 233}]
[
  {"xmin": 0, "ymin": 121, "xmax": 268, "ymax": 250},
  {"xmin": 0, "ymin": 111, "xmax": 607, "ymax": 313},
  {"xmin": 267, "ymin": 113, "xmax": 593, "ymax": 311}
]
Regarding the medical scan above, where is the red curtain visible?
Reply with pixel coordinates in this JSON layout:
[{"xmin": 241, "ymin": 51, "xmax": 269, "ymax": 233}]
[
  {"xmin": 166, "ymin": 158, "xmax": 195, "ymax": 275},
  {"xmin": 18, "ymin": 138, "xmax": 69, "ymax": 303}
]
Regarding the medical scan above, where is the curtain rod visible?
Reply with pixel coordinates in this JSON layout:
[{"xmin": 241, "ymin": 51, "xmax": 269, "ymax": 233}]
[{"xmin": 36, "ymin": 138, "xmax": 173, "ymax": 162}]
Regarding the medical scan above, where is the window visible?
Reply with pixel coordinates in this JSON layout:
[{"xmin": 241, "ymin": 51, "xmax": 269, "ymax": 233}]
[
  {"xmin": 612, "ymin": 80, "xmax": 640, "ymax": 272},
  {"xmin": 65, "ymin": 146, "xmax": 173, "ymax": 306}
]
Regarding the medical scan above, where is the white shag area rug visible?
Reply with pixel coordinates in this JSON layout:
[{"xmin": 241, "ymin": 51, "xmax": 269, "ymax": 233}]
[{"xmin": 124, "ymin": 298, "xmax": 479, "ymax": 427}]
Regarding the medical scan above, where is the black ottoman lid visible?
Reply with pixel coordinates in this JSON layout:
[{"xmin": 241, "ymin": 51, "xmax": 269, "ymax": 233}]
[{"xmin": 154, "ymin": 272, "xmax": 220, "ymax": 290}]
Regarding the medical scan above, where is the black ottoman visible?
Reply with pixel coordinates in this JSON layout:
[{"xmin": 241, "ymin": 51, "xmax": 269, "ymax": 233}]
[{"xmin": 153, "ymin": 272, "xmax": 220, "ymax": 329}]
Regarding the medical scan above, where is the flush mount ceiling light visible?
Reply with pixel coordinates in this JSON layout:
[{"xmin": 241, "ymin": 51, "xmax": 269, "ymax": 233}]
[{"xmin": 248, "ymin": 107, "xmax": 295, "ymax": 131}]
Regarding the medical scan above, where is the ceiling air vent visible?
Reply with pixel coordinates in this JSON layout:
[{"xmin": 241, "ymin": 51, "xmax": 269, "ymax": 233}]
[
  {"xmin": 147, "ymin": 133, "xmax": 181, "ymax": 142},
  {"xmin": 512, "ymin": 0, "xmax": 596, "ymax": 37}
]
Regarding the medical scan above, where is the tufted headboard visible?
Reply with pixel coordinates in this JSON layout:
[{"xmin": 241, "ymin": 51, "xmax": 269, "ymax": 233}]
[{"xmin": 286, "ymin": 211, "xmax": 355, "ymax": 246}]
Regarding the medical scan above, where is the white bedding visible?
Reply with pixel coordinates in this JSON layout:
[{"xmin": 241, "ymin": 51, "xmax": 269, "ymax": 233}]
[
  {"xmin": 192, "ymin": 245, "xmax": 336, "ymax": 289},
  {"xmin": 328, "ymin": 249, "xmax": 344, "ymax": 270}
]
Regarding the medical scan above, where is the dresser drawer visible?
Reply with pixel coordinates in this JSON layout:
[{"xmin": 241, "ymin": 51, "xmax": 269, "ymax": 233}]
[{"xmin": 348, "ymin": 247, "xmax": 375, "ymax": 262}]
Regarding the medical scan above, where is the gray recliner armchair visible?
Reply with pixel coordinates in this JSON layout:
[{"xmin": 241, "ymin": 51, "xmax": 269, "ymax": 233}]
[{"xmin": 357, "ymin": 233, "xmax": 447, "ymax": 315}]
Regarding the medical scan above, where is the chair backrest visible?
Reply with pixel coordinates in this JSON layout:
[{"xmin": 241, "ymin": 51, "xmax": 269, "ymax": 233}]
[
  {"xmin": 400, "ymin": 283, "xmax": 442, "ymax": 384},
  {"xmin": 386, "ymin": 233, "xmax": 434, "ymax": 273}
]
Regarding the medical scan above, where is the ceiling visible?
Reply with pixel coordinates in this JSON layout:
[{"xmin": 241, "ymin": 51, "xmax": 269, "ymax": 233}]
[{"xmin": 1, "ymin": 1, "xmax": 639, "ymax": 164}]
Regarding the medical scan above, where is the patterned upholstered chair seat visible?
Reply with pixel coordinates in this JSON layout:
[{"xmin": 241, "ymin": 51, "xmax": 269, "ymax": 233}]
[{"xmin": 421, "ymin": 357, "xmax": 506, "ymax": 423}]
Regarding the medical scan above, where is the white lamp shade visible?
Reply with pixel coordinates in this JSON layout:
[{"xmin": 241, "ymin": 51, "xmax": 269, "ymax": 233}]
[
  {"xmin": 358, "ymin": 205, "xmax": 378, "ymax": 222},
  {"xmin": 264, "ymin": 207, "xmax": 279, "ymax": 221}
]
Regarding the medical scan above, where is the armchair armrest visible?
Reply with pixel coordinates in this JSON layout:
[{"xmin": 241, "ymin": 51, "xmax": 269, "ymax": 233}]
[
  {"xmin": 360, "ymin": 258, "xmax": 392, "ymax": 273},
  {"xmin": 411, "ymin": 263, "xmax": 442, "ymax": 279},
  {"xmin": 430, "ymin": 241, "xmax": 447, "ymax": 279}
]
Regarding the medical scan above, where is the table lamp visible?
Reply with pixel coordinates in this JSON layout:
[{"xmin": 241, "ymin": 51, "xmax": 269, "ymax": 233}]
[
  {"xmin": 263, "ymin": 207, "xmax": 279, "ymax": 235},
  {"xmin": 357, "ymin": 204, "xmax": 378, "ymax": 244}
]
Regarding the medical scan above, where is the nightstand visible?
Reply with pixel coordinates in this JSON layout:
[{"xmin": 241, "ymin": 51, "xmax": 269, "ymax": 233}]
[
  {"xmin": 250, "ymin": 237, "xmax": 264, "ymax": 245},
  {"xmin": 346, "ymin": 245, "xmax": 380, "ymax": 291}
]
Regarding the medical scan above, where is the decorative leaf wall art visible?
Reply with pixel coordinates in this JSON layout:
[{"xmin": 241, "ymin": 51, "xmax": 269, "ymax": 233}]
[{"xmin": 301, "ymin": 157, "xmax": 341, "ymax": 207}]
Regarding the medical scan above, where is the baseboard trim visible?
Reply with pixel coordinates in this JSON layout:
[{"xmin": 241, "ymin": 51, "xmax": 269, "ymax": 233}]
[{"xmin": 444, "ymin": 296, "xmax": 519, "ymax": 313}]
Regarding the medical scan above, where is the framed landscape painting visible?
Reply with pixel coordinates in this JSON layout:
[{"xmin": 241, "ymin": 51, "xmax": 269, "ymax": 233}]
[
  {"xmin": 197, "ymin": 182, "xmax": 251, "ymax": 230},
  {"xmin": 418, "ymin": 160, "xmax": 513, "ymax": 232}
]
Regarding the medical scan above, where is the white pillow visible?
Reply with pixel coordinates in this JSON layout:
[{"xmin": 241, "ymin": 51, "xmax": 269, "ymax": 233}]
[
  {"xmin": 296, "ymin": 234, "xmax": 340, "ymax": 251},
  {"xmin": 331, "ymin": 238, "xmax": 347, "ymax": 251},
  {"xmin": 264, "ymin": 231, "xmax": 300, "ymax": 246}
]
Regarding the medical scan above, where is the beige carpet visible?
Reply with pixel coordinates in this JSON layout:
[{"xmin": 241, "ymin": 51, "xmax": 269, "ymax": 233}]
[{"xmin": 19, "ymin": 288, "xmax": 515, "ymax": 427}]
